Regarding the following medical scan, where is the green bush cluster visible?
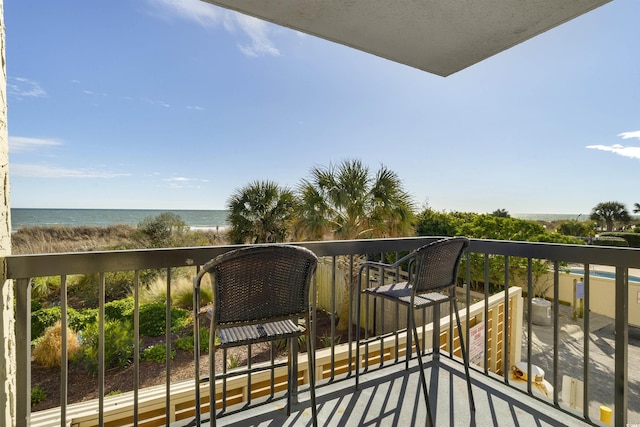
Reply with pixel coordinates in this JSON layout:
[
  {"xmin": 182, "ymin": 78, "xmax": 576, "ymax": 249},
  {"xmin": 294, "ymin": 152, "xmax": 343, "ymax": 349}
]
[
  {"xmin": 599, "ymin": 232, "xmax": 640, "ymax": 248},
  {"xmin": 80, "ymin": 320, "xmax": 134, "ymax": 375},
  {"xmin": 105, "ymin": 297, "xmax": 135, "ymax": 321},
  {"xmin": 31, "ymin": 306, "xmax": 96, "ymax": 340},
  {"xmin": 31, "ymin": 276, "xmax": 61, "ymax": 303},
  {"xmin": 592, "ymin": 236, "xmax": 630, "ymax": 247},
  {"xmin": 175, "ymin": 327, "xmax": 210, "ymax": 353},
  {"xmin": 31, "ymin": 307, "xmax": 83, "ymax": 341},
  {"xmin": 137, "ymin": 302, "xmax": 191, "ymax": 337},
  {"xmin": 67, "ymin": 271, "xmax": 135, "ymax": 308},
  {"xmin": 30, "ymin": 298, "xmax": 197, "ymax": 379},
  {"xmin": 31, "ymin": 386, "xmax": 47, "ymax": 407},
  {"xmin": 141, "ymin": 344, "xmax": 176, "ymax": 363}
]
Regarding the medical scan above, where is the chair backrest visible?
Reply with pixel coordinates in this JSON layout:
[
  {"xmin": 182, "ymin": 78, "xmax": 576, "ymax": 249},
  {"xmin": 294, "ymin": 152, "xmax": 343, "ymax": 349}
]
[
  {"xmin": 412, "ymin": 237, "xmax": 469, "ymax": 293},
  {"xmin": 200, "ymin": 245, "xmax": 318, "ymax": 325}
]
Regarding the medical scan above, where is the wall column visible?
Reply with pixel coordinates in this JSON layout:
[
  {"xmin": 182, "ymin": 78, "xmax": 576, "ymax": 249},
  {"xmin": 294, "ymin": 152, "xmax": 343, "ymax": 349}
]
[{"xmin": 0, "ymin": 0, "xmax": 17, "ymax": 424}]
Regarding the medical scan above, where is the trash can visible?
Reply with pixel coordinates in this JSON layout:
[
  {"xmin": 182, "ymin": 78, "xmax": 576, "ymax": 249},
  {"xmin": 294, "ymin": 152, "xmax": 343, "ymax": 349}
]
[{"xmin": 531, "ymin": 298, "xmax": 552, "ymax": 326}]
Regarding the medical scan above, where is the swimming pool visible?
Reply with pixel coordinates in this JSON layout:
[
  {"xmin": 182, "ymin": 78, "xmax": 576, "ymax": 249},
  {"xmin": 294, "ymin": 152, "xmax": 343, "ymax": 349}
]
[{"xmin": 568, "ymin": 268, "xmax": 640, "ymax": 283}]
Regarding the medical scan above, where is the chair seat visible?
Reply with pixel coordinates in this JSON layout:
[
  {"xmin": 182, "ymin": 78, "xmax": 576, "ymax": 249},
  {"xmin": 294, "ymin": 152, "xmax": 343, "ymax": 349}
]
[
  {"xmin": 217, "ymin": 319, "xmax": 303, "ymax": 347},
  {"xmin": 364, "ymin": 282, "xmax": 452, "ymax": 308}
]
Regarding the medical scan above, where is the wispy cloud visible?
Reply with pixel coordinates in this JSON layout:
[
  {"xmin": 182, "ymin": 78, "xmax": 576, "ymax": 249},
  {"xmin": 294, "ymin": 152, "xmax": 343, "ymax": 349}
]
[
  {"xmin": 148, "ymin": 0, "xmax": 221, "ymax": 27},
  {"xmin": 618, "ymin": 131, "xmax": 640, "ymax": 140},
  {"xmin": 8, "ymin": 77, "xmax": 46, "ymax": 99},
  {"xmin": 234, "ymin": 15, "xmax": 280, "ymax": 57},
  {"xmin": 11, "ymin": 163, "xmax": 132, "ymax": 178},
  {"xmin": 587, "ymin": 131, "xmax": 640, "ymax": 160},
  {"xmin": 163, "ymin": 176, "xmax": 209, "ymax": 188},
  {"xmin": 8, "ymin": 136, "xmax": 62, "ymax": 154},
  {"xmin": 147, "ymin": 0, "xmax": 280, "ymax": 57},
  {"xmin": 187, "ymin": 105, "xmax": 205, "ymax": 111}
]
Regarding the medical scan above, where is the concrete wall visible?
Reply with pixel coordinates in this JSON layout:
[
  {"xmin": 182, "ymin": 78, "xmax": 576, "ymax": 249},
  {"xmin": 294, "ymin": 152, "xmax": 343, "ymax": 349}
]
[
  {"xmin": 520, "ymin": 270, "xmax": 640, "ymax": 327},
  {"xmin": 0, "ymin": 1, "xmax": 17, "ymax": 424}
]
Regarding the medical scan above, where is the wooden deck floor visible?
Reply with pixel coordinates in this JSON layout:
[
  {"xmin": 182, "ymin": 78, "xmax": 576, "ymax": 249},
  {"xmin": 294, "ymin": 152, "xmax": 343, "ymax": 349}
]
[{"xmin": 190, "ymin": 356, "xmax": 591, "ymax": 427}]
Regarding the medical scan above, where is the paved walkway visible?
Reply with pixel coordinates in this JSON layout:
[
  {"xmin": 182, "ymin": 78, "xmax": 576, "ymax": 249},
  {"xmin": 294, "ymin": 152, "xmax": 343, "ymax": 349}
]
[{"xmin": 524, "ymin": 302, "xmax": 640, "ymax": 424}]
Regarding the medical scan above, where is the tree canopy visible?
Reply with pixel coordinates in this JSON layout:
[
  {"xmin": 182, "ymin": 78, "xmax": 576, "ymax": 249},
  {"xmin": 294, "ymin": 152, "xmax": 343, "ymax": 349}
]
[
  {"xmin": 556, "ymin": 220, "xmax": 595, "ymax": 238},
  {"xmin": 491, "ymin": 209, "xmax": 510, "ymax": 218},
  {"xmin": 135, "ymin": 212, "xmax": 196, "ymax": 248},
  {"xmin": 295, "ymin": 160, "xmax": 415, "ymax": 240},
  {"xmin": 227, "ymin": 180, "xmax": 296, "ymax": 244},
  {"xmin": 590, "ymin": 201, "xmax": 631, "ymax": 232}
]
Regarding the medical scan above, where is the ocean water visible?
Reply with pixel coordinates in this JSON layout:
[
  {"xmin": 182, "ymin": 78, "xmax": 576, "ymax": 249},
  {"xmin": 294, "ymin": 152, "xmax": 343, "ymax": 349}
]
[
  {"xmin": 9, "ymin": 208, "xmax": 583, "ymax": 233},
  {"xmin": 10, "ymin": 208, "xmax": 229, "ymax": 232},
  {"xmin": 513, "ymin": 213, "xmax": 584, "ymax": 222}
]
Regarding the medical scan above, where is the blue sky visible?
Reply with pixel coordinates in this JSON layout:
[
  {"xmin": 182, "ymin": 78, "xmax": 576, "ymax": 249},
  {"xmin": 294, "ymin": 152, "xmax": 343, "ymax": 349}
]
[{"xmin": 5, "ymin": 0, "xmax": 639, "ymax": 214}]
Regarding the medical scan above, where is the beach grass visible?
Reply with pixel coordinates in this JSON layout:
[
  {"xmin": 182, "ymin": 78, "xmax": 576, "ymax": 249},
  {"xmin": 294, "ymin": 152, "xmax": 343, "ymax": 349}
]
[{"xmin": 11, "ymin": 225, "xmax": 229, "ymax": 255}]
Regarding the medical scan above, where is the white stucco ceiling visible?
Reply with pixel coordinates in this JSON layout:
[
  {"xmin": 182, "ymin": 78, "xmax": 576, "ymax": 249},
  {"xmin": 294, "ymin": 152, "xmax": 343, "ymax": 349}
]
[{"xmin": 203, "ymin": 0, "xmax": 611, "ymax": 76}]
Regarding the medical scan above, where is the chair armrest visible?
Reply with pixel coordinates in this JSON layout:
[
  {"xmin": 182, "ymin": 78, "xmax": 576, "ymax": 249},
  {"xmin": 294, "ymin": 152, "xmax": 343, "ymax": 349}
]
[{"xmin": 358, "ymin": 250, "xmax": 415, "ymax": 272}]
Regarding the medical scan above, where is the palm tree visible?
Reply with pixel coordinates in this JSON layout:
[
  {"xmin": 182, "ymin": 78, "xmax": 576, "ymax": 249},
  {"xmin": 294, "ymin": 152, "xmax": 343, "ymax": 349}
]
[
  {"xmin": 295, "ymin": 159, "xmax": 415, "ymax": 240},
  {"xmin": 227, "ymin": 180, "xmax": 296, "ymax": 244},
  {"xmin": 634, "ymin": 202, "xmax": 640, "ymax": 214},
  {"xmin": 296, "ymin": 160, "xmax": 414, "ymax": 332},
  {"xmin": 590, "ymin": 201, "xmax": 631, "ymax": 232}
]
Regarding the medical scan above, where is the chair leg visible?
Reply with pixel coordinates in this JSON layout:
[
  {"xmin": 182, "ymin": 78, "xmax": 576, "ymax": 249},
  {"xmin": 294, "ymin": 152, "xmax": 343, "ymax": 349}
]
[
  {"xmin": 210, "ymin": 345, "xmax": 216, "ymax": 427},
  {"xmin": 410, "ymin": 309, "xmax": 434, "ymax": 427},
  {"xmin": 287, "ymin": 338, "xmax": 293, "ymax": 416},
  {"xmin": 405, "ymin": 305, "xmax": 411, "ymax": 370},
  {"xmin": 452, "ymin": 300, "xmax": 475, "ymax": 413},
  {"xmin": 355, "ymin": 289, "xmax": 362, "ymax": 390},
  {"xmin": 193, "ymin": 290, "xmax": 201, "ymax": 426},
  {"xmin": 306, "ymin": 329, "xmax": 318, "ymax": 427}
]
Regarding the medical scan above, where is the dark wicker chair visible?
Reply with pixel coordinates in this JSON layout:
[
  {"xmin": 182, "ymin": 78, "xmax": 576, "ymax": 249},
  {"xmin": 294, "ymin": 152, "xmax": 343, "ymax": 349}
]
[
  {"xmin": 355, "ymin": 236, "xmax": 474, "ymax": 426},
  {"xmin": 193, "ymin": 244, "xmax": 318, "ymax": 427}
]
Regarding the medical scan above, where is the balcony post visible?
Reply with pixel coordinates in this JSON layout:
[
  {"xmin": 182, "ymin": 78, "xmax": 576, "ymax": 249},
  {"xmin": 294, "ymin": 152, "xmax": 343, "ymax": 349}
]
[
  {"xmin": 0, "ymin": 2, "xmax": 18, "ymax": 425},
  {"xmin": 614, "ymin": 267, "xmax": 628, "ymax": 426}
]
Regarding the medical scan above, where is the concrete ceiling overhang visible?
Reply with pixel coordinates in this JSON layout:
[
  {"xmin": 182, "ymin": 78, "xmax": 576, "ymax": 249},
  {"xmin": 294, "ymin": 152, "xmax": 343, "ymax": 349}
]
[{"xmin": 203, "ymin": 0, "xmax": 611, "ymax": 77}]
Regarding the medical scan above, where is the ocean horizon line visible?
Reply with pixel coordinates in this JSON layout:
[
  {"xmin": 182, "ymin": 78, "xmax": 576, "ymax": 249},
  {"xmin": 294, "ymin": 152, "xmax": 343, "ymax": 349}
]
[
  {"xmin": 9, "ymin": 208, "xmax": 601, "ymax": 233},
  {"xmin": 10, "ymin": 207, "xmax": 586, "ymax": 215}
]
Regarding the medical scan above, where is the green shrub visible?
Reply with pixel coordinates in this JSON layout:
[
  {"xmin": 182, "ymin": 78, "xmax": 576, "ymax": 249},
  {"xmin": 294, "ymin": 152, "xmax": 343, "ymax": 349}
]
[
  {"xmin": 592, "ymin": 236, "xmax": 629, "ymax": 247},
  {"xmin": 32, "ymin": 306, "xmax": 88, "ymax": 340},
  {"xmin": 68, "ymin": 274, "xmax": 99, "ymax": 307},
  {"xmin": 141, "ymin": 344, "xmax": 175, "ymax": 363},
  {"xmin": 175, "ymin": 327, "xmax": 210, "ymax": 353},
  {"xmin": 68, "ymin": 272, "xmax": 134, "ymax": 308},
  {"xmin": 31, "ymin": 307, "xmax": 62, "ymax": 340},
  {"xmin": 105, "ymin": 271, "xmax": 135, "ymax": 301},
  {"xmin": 105, "ymin": 298, "xmax": 134, "ymax": 321},
  {"xmin": 135, "ymin": 302, "xmax": 191, "ymax": 337},
  {"xmin": 530, "ymin": 233, "xmax": 585, "ymax": 245},
  {"xmin": 135, "ymin": 212, "xmax": 191, "ymax": 248},
  {"xmin": 31, "ymin": 386, "xmax": 47, "ymax": 407},
  {"xmin": 80, "ymin": 320, "xmax": 134, "ymax": 375},
  {"xmin": 71, "ymin": 308, "xmax": 98, "ymax": 332},
  {"xmin": 600, "ymin": 232, "xmax": 640, "ymax": 248},
  {"xmin": 31, "ymin": 276, "xmax": 61, "ymax": 303},
  {"xmin": 31, "ymin": 300, "xmax": 43, "ymax": 312},
  {"xmin": 556, "ymin": 220, "xmax": 596, "ymax": 238}
]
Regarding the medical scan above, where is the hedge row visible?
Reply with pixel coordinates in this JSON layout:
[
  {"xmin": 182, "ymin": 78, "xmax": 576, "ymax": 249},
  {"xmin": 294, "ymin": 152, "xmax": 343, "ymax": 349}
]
[{"xmin": 599, "ymin": 232, "xmax": 640, "ymax": 248}]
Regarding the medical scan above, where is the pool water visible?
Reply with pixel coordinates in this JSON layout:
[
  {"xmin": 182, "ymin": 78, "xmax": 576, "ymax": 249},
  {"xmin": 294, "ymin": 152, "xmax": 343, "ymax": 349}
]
[{"xmin": 569, "ymin": 268, "xmax": 640, "ymax": 283}]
